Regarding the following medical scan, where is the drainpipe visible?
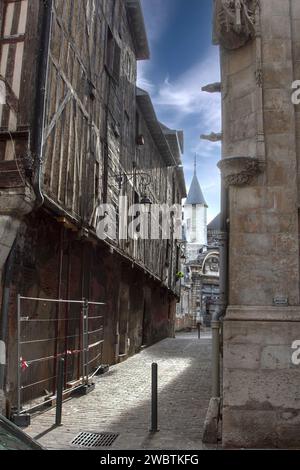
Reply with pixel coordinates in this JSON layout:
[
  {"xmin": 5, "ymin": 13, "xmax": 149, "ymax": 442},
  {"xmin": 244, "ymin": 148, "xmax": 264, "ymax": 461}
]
[
  {"xmin": 211, "ymin": 179, "xmax": 228, "ymax": 397},
  {"xmin": 32, "ymin": 0, "xmax": 53, "ymax": 207}
]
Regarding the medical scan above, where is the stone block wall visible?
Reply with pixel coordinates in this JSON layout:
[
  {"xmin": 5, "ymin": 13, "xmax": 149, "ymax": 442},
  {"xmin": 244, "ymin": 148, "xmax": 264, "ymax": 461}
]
[
  {"xmin": 215, "ymin": 0, "xmax": 300, "ymax": 448},
  {"xmin": 223, "ymin": 307, "xmax": 300, "ymax": 448}
]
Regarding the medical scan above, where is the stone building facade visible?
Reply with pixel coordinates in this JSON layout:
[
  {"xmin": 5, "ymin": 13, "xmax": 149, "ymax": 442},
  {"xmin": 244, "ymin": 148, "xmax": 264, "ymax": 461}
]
[
  {"xmin": 184, "ymin": 249, "xmax": 220, "ymax": 328},
  {"xmin": 0, "ymin": 0, "xmax": 186, "ymax": 415},
  {"xmin": 177, "ymin": 172, "xmax": 220, "ymax": 329},
  {"xmin": 213, "ymin": 0, "xmax": 300, "ymax": 448},
  {"xmin": 207, "ymin": 213, "xmax": 221, "ymax": 246},
  {"xmin": 175, "ymin": 282, "xmax": 192, "ymax": 331},
  {"xmin": 177, "ymin": 168, "xmax": 208, "ymax": 329}
]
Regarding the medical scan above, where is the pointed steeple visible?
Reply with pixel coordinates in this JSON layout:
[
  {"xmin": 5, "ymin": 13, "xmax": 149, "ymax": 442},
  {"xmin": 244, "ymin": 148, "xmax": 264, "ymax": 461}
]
[{"xmin": 185, "ymin": 155, "xmax": 208, "ymax": 206}]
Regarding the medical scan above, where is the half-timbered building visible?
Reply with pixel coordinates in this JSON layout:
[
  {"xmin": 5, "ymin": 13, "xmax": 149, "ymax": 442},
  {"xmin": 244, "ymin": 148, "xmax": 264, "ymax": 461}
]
[{"xmin": 0, "ymin": 0, "xmax": 186, "ymax": 415}]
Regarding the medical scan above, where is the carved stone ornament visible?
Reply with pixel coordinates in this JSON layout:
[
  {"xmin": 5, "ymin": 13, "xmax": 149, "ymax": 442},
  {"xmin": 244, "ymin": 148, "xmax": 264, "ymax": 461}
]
[
  {"xmin": 200, "ymin": 132, "xmax": 223, "ymax": 143},
  {"xmin": 213, "ymin": 0, "xmax": 257, "ymax": 50},
  {"xmin": 217, "ymin": 156, "xmax": 261, "ymax": 187}
]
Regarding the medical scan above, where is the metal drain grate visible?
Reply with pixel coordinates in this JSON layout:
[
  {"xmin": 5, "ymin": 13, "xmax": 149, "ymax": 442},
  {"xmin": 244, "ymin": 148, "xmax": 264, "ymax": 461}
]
[{"xmin": 71, "ymin": 432, "xmax": 119, "ymax": 449}]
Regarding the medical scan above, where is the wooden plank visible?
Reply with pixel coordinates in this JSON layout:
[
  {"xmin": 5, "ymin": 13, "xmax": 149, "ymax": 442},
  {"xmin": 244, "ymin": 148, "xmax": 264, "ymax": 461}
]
[
  {"xmin": 63, "ymin": 98, "xmax": 72, "ymax": 209},
  {"xmin": 57, "ymin": 102, "xmax": 66, "ymax": 203},
  {"xmin": 44, "ymin": 89, "xmax": 72, "ymax": 141}
]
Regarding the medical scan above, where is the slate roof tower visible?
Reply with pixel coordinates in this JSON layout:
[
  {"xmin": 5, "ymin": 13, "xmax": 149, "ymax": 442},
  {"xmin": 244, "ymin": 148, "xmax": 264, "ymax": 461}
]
[{"xmin": 184, "ymin": 156, "xmax": 208, "ymax": 261}]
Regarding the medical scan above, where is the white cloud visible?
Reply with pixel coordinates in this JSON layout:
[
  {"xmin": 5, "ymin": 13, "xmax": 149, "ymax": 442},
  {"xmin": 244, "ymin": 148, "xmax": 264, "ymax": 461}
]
[
  {"xmin": 137, "ymin": 0, "xmax": 173, "ymax": 94},
  {"xmin": 136, "ymin": 1, "xmax": 222, "ymax": 220},
  {"xmin": 140, "ymin": 0, "xmax": 171, "ymax": 44},
  {"xmin": 203, "ymin": 182, "xmax": 219, "ymax": 191},
  {"xmin": 190, "ymin": 139, "xmax": 221, "ymax": 159},
  {"xmin": 152, "ymin": 47, "xmax": 221, "ymax": 132},
  {"xmin": 137, "ymin": 61, "xmax": 156, "ymax": 93}
]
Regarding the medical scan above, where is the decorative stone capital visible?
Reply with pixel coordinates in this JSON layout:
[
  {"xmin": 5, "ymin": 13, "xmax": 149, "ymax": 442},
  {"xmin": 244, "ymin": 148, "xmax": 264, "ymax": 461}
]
[
  {"xmin": 213, "ymin": 0, "xmax": 257, "ymax": 50},
  {"xmin": 217, "ymin": 156, "xmax": 262, "ymax": 187}
]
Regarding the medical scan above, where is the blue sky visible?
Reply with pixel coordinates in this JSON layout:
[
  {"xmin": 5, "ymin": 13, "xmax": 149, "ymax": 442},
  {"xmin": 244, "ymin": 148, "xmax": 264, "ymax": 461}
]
[{"xmin": 138, "ymin": 0, "xmax": 221, "ymax": 222}]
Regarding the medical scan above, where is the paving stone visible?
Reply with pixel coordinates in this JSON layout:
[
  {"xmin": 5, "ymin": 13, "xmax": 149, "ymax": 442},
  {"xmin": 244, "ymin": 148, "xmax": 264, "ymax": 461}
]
[{"xmin": 25, "ymin": 332, "xmax": 214, "ymax": 450}]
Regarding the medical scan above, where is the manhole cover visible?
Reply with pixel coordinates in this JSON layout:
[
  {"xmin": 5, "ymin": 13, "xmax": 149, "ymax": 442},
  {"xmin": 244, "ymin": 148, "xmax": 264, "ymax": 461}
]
[{"xmin": 71, "ymin": 432, "xmax": 119, "ymax": 448}]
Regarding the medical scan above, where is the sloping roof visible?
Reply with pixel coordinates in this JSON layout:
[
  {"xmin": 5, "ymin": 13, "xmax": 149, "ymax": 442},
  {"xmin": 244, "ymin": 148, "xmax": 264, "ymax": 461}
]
[
  {"xmin": 125, "ymin": 0, "xmax": 150, "ymax": 60},
  {"xmin": 185, "ymin": 174, "xmax": 207, "ymax": 206},
  {"xmin": 160, "ymin": 123, "xmax": 184, "ymax": 164},
  {"xmin": 159, "ymin": 123, "xmax": 186, "ymax": 197},
  {"xmin": 208, "ymin": 213, "xmax": 221, "ymax": 230},
  {"xmin": 136, "ymin": 88, "xmax": 176, "ymax": 166},
  {"xmin": 136, "ymin": 88, "xmax": 186, "ymax": 196}
]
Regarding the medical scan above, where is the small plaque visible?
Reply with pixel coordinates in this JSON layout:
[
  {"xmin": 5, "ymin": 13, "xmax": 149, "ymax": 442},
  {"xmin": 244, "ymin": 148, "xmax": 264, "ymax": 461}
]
[{"xmin": 273, "ymin": 296, "xmax": 289, "ymax": 306}]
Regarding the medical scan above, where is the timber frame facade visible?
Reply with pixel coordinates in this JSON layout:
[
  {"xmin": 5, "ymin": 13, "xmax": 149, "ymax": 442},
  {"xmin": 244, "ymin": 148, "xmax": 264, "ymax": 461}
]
[{"xmin": 0, "ymin": 0, "xmax": 186, "ymax": 414}]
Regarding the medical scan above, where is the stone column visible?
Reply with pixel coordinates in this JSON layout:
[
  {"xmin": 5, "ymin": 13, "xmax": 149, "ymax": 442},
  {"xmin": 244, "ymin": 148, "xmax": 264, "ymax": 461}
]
[{"xmin": 214, "ymin": 0, "xmax": 300, "ymax": 448}]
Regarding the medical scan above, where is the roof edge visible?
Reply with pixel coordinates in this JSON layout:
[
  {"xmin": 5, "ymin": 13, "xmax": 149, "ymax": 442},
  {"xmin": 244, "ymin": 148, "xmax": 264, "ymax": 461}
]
[
  {"xmin": 159, "ymin": 122, "xmax": 184, "ymax": 165},
  {"xmin": 136, "ymin": 87, "xmax": 176, "ymax": 166},
  {"xmin": 208, "ymin": 213, "xmax": 221, "ymax": 230},
  {"xmin": 125, "ymin": 0, "xmax": 150, "ymax": 60}
]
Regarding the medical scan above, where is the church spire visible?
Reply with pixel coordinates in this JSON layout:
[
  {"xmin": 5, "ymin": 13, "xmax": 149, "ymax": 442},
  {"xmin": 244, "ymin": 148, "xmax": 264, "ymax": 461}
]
[{"xmin": 186, "ymin": 155, "xmax": 208, "ymax": 207}]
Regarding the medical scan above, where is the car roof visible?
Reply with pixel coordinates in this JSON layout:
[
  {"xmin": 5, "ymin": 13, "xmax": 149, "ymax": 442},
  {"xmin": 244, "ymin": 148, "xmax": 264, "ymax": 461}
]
[{"xmin": 0, "ymin": 414, "xmax": 44, "ymax": 450}]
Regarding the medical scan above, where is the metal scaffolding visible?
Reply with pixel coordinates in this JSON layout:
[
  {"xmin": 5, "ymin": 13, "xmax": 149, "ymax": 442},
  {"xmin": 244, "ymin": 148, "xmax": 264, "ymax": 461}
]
[{"xmin": 15, "ymin": 295, "xmax": 105, "ymax": 416}]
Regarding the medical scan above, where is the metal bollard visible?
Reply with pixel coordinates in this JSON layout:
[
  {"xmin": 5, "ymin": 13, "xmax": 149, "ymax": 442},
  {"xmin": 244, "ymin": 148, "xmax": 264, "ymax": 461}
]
[
  {"xmin": 150, "ymin": 362, "xmax": 159, "ymax": 433},
  {"xmin": 55, "ymin": 357, "xmax": 64, "ymax": 426}
]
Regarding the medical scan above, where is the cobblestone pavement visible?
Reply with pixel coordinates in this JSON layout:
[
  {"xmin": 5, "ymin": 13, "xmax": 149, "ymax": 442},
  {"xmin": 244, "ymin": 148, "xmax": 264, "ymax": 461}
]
[{"xmin": 25, "ymin": 331, "xmax": 214, "ymax": 450}]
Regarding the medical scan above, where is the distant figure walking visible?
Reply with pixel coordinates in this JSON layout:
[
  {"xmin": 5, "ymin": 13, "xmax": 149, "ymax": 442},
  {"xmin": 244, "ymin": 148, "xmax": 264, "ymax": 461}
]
[{"xmin": 196, "ymin": 321, "xmax": 201, "ymax": 340}]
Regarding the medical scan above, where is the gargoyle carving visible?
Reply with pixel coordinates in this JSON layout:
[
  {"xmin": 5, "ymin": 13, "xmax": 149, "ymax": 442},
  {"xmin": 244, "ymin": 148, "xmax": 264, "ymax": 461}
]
[
  {"xmin": 202, "ymin": 82, "xmax": 222, "ymax": 93},
  {"xmin": 201, "ymin": 132, "xmax": 223, "ymax": 143},
  {"xmin": 213, "ymin": 0, "xmax": 257, "ymax": 50}
]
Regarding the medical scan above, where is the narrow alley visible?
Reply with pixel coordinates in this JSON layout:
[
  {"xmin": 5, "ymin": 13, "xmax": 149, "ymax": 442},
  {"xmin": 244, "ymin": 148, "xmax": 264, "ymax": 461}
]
[{"xmin": 25, "ymin": 332, "xmax": 213, "ymax": 450}]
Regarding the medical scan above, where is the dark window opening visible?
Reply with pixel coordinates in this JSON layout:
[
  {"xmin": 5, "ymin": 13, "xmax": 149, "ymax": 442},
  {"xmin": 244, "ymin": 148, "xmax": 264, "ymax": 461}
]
[{"xmin": 105, "ymin": 27, "xmax": 121, "ymax": 82}]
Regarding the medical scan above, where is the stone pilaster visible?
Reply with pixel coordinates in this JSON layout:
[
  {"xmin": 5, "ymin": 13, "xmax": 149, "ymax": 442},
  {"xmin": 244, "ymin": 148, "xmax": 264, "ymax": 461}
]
[{"xmin": 215, "ymin": 0, "xmax": 300, "ymax": 448}]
